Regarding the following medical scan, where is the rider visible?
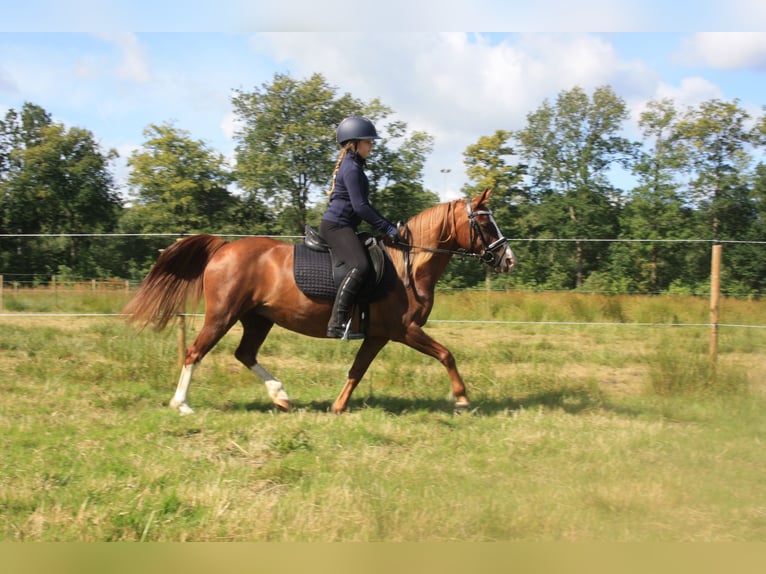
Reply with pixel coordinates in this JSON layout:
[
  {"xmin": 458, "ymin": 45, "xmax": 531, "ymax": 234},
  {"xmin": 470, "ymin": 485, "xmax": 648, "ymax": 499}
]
[{"xmin": 320, "ymin": 116, "xmax": 403, "ymax": 339}]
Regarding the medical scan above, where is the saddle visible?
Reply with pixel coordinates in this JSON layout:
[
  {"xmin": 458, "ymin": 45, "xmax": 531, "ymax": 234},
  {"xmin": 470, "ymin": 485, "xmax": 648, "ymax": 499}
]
[{"xmin": 293, "ymin": 226, "xmax": 396, "ymax": 302}]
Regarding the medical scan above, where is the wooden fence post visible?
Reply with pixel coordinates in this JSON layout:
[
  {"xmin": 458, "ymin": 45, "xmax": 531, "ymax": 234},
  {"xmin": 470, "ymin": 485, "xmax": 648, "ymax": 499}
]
[
  {"xmin": 709, "ymin": 243, "xmax": 722, "ymax": 380},
  {"xmin": 0, "ymin": 274, "xmax": 3, "ymax": 311},
  {"xmin": 177, "ymin": 314, "xmax": 187, "ymax": 367}
]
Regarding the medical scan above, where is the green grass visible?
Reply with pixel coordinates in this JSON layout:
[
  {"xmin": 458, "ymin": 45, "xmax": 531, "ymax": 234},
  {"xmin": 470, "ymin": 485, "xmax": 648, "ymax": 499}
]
[{"xmin": 1, "ymin": 291, "xmax": 765, "ymax": 541}]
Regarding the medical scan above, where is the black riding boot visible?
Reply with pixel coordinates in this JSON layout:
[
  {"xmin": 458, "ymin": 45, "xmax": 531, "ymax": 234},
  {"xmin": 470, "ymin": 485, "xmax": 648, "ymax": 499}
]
[{"xmin": 327, "ymin": 267, "xmax": 366, "ymax": 340}]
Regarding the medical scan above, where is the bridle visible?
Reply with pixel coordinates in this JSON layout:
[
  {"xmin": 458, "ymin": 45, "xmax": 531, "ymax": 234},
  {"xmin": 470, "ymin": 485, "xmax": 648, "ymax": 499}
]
[
  {"xmin": 465, "ymin": 200, "xmax": 509, "ymax": 269},
  {"xmin": 390, "ymin": 199, "xmax": 512, "ymax": 288}
]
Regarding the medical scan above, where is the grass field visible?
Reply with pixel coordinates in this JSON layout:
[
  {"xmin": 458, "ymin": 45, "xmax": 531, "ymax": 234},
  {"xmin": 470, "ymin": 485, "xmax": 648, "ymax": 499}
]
[{"xmin": 1, "ymin": 290, "xmax": 765, "ymax": 541}]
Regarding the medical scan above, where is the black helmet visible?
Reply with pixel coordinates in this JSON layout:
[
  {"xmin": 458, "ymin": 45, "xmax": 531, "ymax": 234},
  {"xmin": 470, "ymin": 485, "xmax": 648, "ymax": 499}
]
[{"xmin": 336, "ymin": 116, "xmax": 380, "ymax": 145}]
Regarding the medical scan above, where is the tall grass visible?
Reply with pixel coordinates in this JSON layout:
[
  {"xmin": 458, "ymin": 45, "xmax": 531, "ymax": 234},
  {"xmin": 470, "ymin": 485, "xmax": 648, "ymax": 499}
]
[{"xmin": 1, "ymin": 290, "xmax": 765, "ymax": 541}]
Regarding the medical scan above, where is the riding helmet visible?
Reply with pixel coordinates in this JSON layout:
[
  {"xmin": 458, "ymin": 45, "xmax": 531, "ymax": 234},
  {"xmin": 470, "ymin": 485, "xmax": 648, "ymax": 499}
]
[{"xmin": 336, "ymin": 116, "xmax": 380, "ymax": 145}]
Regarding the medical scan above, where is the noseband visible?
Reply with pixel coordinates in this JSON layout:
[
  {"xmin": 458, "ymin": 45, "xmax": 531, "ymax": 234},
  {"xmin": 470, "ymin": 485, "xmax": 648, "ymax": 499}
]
[{"xmin": 465, "ymin": 201, "xmax": 509, "ymax": 268}]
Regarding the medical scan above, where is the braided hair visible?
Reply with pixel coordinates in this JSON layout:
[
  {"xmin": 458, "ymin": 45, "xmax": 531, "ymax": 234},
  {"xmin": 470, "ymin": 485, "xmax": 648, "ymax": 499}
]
[{"xmin": 328, "ymin": 141, "xmax": 358, "ymax": 195}]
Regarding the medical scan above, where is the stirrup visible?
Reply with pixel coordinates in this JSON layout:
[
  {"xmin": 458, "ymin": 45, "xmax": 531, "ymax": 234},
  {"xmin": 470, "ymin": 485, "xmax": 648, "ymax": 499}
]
[
  {"xmin": 342, "ymin": 321, "xmax": 365, "ymax": 341},
  {"xmin": 327, "ymin": 322, "xmax": 365, "ymax": 340}
]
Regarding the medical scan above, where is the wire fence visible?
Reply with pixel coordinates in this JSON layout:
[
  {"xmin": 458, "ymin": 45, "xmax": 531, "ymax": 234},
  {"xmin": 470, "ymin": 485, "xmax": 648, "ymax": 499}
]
[
  {"xmin": 2, "ymin": 295, "xmax": 764, "ymax": 367},
  {"xmin": 3, "ymin": 314, "xmax": 764, "ymax": 331},
  {"xmin": 2, "ymin": 234, "xmax": 764, "ymax": 385},
  {"xmin": 1, "ymin": 233, "xmax": 765, "ymax": 293},
  {"xmin": 2, "ymin": 232, "xmax": 765, "ymax": 244},
  {"xmin": 1, "ymin": 234, "xmax": 765, "ymax": 334}
]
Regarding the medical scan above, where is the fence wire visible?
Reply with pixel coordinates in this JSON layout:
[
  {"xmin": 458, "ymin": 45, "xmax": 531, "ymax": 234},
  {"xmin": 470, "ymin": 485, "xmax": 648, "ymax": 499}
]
[
  {"xmin": 1, "ymin": 312, "xmax": 764, "ymax": 330},
  {"xmin": 1, "ymin": 234, "xmax": 764, "ymax": 330},
  {"xmin": 2, "ymin": 232, "xmax": 766, "ymax": 245}
]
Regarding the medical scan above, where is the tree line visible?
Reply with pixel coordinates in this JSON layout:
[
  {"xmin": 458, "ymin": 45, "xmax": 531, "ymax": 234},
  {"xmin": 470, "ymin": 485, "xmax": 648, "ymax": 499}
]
[{"xmin": 1, "ymin": 72, "xmax": 765, "ymax": 296}]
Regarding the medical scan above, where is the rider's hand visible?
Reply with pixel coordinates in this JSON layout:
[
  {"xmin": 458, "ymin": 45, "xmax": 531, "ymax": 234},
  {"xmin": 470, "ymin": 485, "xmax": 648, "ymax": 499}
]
[
  {"xmin": 384, "ymin": 222, "xmax": 410, "ymax": 250},
  {"xmin": 383, "ymin": 232, "xmax": 401, "ymax": 247}
]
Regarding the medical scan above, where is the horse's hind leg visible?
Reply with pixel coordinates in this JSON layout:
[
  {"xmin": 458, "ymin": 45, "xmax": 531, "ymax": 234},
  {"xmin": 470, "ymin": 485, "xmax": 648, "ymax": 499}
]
[
  {"xmin": 170, "ymin": 363, "xmax": 196, "ymax": 415},
  {"xmin": 235, "ymin": 313, "xmax": 291, "ymax": 411},
  {"xmin": 170, "ymin": 313, "xmax": 239, "ymax": 415}
]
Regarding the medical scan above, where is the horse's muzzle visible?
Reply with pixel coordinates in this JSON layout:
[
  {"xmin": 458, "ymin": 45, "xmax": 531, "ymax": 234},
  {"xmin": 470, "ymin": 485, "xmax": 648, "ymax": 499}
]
[{"xmin": 497, "ymin": 245, "xmax": 516, "ymax": 273}]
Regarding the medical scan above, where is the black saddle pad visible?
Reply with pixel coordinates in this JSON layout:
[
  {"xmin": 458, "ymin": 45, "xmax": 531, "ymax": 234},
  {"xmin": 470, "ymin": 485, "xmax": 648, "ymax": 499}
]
[
  {"xmin": 293, "ymin": 245, "xmax": 338, "ymax": 300},
  {"xmin": 293, "ymin": 242, "xmax": 396, "ymax": 301}
]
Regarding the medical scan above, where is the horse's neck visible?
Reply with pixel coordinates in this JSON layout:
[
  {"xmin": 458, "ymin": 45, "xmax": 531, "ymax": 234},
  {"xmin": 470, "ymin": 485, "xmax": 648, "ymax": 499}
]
[{"xmin": 407, "ymin": 202, "xmax": 460, "ymax": 292}]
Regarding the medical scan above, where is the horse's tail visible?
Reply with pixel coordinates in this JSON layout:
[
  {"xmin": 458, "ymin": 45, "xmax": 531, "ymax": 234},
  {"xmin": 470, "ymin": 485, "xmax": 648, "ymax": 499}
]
[{"xmin": 122, "ymin": 234, "xmax": 227, "ymax": 331}]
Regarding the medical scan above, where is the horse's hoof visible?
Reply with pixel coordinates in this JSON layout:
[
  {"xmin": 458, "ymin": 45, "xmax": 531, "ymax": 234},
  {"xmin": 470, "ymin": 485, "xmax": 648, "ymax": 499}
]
[
  {"xmin": 454, "ymin": 397, "xmax": 470, "ymax": 414},
  {"xmin": 274, "ymin": 399, "xmax": 291, "ymax": 412},
  {"xmin": 331, "ymin": 402, "xmax": 346, "ymax": 415},
  {"xmin": 169, "ymin": 398, "xmax": 194, "ymax": 415}
]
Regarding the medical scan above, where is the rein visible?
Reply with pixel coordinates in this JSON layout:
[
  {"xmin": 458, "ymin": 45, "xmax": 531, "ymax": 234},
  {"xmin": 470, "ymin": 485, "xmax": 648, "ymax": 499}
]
[
  {"xmin": 390, "ymin": 238, "xmax": 479, "ymax": 290},
  {"xmin": 392, "ymin": 241, "xmax": 483, "ymax": 259}
]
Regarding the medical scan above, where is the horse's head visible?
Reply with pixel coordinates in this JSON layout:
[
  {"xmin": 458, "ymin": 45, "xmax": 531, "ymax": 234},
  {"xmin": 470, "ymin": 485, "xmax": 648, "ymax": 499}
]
[{"xmin": 465, "ymin": 188, "xmax": 516, "ymax": 273}]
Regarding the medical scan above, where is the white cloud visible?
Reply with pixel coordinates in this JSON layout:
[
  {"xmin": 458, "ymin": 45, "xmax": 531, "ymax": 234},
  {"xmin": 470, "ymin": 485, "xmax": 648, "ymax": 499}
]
[
  {"xmin": 252, "ymin": 33, "xmax": 642, "ymax": 137},
  {"xmin": 93, "ymin": 32, "xmax": 151, "ymax": 83},
  {"xmin": 653, "ymin": 76, "xmax": 723, "ymax": 108},
  {"xmin": 0, "ymin": 63, "xmax": 17, "ymax": 94},
  {"xmin": 622, "ymin": 76, "xmax": 724, "ymax": 143},
  {"xmin": 4, "ymin": 31, "xmax": 754, "ymax": 203},
  {"xmin": 251, "ymin": 32, "xmax": 665, "ymax": 198},
  {"xmin": 220, "ymin": 110, "xmax": 240, "ymax": 140},
  {"xmin": 680, "ymin": 32, "xmax": 766, "ymax": 70},
  {"xmin": 113, "ymin": 142, "xmax": 140, "ymax": 198}
]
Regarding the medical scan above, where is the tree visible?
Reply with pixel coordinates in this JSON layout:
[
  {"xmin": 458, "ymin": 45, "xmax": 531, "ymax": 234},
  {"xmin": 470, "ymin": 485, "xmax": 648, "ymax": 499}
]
[
  {"xmin": 459, "ymin": 130, "xmax": 528, "ymax": 288},
  {"xmin": 617, "ymin": 98, "xmax": 691, "ymax": 292},
  {"xmin": 717, "ymin": 161, "xmax": 766, "ymax": 296},
  {"xmin": 515, "ymin": 85, "xmax": 634, "ymax": 288},
  {"xmin": 125, "ymin": 122, "xmax": 239, "ymax": 234},
  {"xmin": 672, "ymin": 98, "xmax": 764, "ymax": 295},
  {"xmin": 1, "ymin": 103, "xmax": 53, "ymax": 213},
  {"xmin": 366, "ymin": 126, "xmax": 438, "ymax": 225},
  {"xmin": 232, "ymin": 73, "xmax": 357, "ymax": 234},
  {"xmin": 232, "ymin": 72, "xmax": 435, "ymax": 235},
  {"xmin": 0, "ymin": 103, "xmax": 121, "ymax": 278},
  {"xmin": 675, "ymin": 98, "xmax": 756, "ymax": 240}
]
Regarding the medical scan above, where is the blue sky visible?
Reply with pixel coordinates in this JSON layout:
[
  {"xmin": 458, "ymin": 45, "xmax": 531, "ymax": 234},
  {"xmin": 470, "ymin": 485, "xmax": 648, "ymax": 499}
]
[{"xmin": 2, "ymin": 4, "xmax": 766, "ymax": 199}]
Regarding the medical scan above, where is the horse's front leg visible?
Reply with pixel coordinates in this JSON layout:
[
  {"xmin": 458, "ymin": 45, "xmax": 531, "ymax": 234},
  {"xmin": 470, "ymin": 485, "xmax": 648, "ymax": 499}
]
[
  {"xmin": 402, "ymin": 323, "xmax": 470, "ymax": 410},
  {"xmin": 332, "ymin": 337, "xmax": 389, "ymax": 414}
]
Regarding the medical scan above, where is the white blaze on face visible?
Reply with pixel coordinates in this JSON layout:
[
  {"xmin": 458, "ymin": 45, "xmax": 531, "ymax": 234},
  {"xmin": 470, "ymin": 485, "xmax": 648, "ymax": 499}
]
[{"xmin": 504, "ymin": 245, "xmax": 517, "ymax": 272}]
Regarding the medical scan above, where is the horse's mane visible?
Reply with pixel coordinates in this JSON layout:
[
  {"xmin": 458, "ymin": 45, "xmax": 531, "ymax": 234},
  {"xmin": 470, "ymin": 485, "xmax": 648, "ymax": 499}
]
[{"xmin": 387, "ymin": 199, "xmax": 462, "ymax": 277}]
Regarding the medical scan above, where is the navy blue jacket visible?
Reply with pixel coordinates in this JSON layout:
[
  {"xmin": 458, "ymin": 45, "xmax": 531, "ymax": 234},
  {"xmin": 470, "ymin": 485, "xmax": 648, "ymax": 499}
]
[{"xmin": 322, "ymin": 152, "xmax": 396, "ymax": 235}]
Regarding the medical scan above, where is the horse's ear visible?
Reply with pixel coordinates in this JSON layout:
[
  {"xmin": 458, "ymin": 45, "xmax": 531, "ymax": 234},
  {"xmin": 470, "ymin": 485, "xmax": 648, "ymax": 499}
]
[{"xmin": 472, "ymin": 187, "xmax": 493, "ymax": 209}]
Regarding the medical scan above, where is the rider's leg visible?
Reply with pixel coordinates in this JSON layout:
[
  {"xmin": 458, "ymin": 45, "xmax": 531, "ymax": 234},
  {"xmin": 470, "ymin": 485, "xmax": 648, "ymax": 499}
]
[
  {"xmin": 319, "ymin": 221, "xmax": 371, "ymax": 340},
  {"xmin": 327, "ymin": 267, "xmax": 366, "ymax": 339}
]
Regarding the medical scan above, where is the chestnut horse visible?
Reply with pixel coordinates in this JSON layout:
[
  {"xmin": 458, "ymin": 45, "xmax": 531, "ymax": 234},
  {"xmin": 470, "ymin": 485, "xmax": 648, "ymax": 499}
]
[{"xmin": 123, "ymin": 188, "xmax": 515, "ymax": 414}]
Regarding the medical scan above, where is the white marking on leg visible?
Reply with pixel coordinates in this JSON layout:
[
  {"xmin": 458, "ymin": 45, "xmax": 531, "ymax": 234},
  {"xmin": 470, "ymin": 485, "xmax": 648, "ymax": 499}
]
[
  {"xmin": 251, "ymin": 364, "xmax": 290, "ymax": 404},
  {"xmin": 170, "ymin": 363, "xmax": 195, "ymax": 415}
]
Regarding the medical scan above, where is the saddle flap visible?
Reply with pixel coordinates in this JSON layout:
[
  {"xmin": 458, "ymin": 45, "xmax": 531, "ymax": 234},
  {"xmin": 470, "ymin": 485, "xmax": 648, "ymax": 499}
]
[{"xmin": 304, "ymin": 225, "xmax": 330, "ymax": 252}]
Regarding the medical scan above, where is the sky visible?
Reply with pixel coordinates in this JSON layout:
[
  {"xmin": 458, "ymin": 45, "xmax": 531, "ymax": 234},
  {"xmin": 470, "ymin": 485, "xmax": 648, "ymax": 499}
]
[{"xmin": 1, "ymin": 2, "xmax": 766, "ymax": 201}]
